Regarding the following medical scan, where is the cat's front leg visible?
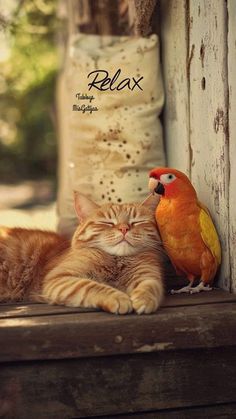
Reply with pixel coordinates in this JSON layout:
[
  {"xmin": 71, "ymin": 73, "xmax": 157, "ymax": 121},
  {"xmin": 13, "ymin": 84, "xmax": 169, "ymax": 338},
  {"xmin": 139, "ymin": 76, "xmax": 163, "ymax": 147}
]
[
  {"xmin": 127, "ymin": 278, "xmax": 164, "ymax": 314},
  {"xmin": 42, "ymin": 276, "xmax": 133, "ymax": 315}
]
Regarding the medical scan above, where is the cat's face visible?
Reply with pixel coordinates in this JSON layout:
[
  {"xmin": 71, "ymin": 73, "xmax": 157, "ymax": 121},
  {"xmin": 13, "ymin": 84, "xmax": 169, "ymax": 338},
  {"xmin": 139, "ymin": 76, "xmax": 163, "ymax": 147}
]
[{"xmin": 72, "ymin": 193, "xmax": 161, "ymax": 257}]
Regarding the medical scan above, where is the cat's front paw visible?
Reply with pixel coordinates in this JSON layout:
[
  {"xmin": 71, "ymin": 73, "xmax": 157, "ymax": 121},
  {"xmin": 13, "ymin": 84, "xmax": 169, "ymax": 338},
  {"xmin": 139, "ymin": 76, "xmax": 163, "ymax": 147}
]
[
  {"xmin": 131, "ymin": 294, "xmax": 159, "ymax": 314},
  {"xmin": 101, "ymin": 291, "xmax": 133, "ymax": 315}
]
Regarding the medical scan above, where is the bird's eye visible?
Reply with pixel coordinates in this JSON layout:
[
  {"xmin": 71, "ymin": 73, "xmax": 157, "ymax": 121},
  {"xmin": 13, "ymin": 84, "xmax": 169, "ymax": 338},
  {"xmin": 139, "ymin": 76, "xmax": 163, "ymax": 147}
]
[{"xmin": 160, "ymin": 173, "xmax": 177, "ymax": 184}]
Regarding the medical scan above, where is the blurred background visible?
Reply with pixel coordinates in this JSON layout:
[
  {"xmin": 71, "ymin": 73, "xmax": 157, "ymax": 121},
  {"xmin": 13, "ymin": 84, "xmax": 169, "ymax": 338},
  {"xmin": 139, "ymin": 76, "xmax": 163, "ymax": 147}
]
[
  {"xmin": 0, "ymin": 0, "xmax": 159, "ymax": 231},
  {"xmin": 0, "ymin": 0, "xmax": 59, "ymax": 229}
]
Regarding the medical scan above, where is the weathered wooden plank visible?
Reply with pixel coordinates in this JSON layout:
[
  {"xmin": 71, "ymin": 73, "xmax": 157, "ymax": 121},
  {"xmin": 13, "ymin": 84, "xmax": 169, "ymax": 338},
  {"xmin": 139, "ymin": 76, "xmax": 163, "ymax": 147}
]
[
  {"xmin": 1, "ymin": 289, "xmax": 236, "ymax": 319},
  {"xmin": 1, "ymin": 349, "xmax": 236, "ymax": 418},
  {"xmin": 188, "ymin": 0, "xmax": 230, "ymax": 290},
  {"xmin": 160, "ymin": 0, "xmax": 190, "ymax": 174},
  {"xmin": 97, "ymin": 403, "xmax": 236, "ymax": 419},
  {"xmin": 0, "ymin": 303, "xmax": 96, "ymax": 319},
  {"xmin": 1, "ymin": 302, "xmax": 236, "ymax": 362},
  {"xmin": 228, "ymin": 0, "xmax": 236, "ymax": 293},
  {"xmin": 163, "ymin": 289, "xmax": 236, "ymax": 307}
]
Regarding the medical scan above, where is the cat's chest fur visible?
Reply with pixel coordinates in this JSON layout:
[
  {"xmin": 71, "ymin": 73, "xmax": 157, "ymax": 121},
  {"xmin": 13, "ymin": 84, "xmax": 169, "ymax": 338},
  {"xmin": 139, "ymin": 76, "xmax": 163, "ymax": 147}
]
[
  {"xmin": 88, "ymin": 251, "xmax": 133, "ymax": 287},
  {"xmin": 112, "ymin": 256, "xmax": 130, "ymax": 279}
]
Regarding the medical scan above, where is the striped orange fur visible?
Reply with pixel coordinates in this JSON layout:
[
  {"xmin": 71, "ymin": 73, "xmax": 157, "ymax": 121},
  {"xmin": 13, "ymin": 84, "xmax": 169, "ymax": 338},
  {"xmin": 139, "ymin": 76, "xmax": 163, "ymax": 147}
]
[{"xmin": 0, "ymin": 193, "xmax": 166, "ymax": 314}]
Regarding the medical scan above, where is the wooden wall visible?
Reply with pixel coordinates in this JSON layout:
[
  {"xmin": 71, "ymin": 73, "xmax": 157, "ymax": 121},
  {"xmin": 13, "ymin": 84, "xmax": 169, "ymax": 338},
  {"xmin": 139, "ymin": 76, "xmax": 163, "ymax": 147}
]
[
  {"xmin": 228, "ymin": 0, "xmax": 236, "ymax": 293},
  {"xmin": 160, "ymin": 0, "xmax": 236, "ymax": 292}
]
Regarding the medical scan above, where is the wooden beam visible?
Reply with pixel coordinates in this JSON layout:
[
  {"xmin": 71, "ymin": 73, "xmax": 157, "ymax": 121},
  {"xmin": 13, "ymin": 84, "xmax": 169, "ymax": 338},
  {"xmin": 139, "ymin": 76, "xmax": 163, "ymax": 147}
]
[
  {"xmin": 95, "ymin": 403, "xmax": 236, "ymax": 419},
  {"xmin": 188, "ymin": 0, "xmax": 230, "ymax": 290},
  {"xmin": 1, "ymin": 348, "xmax": 236, "ymax": 417},
  {"xmin": 128, "ymin": 0, "xmax": 157, "ymax": 36},
  {"xmin": 1, "ymin": 300, "xmax": 236, "ymax": 362},
  {"xmin": 67, "ymin": 0, "xmax": 159, "ymax": 36},
  {"xmin": 1, "ymin": 290, "xmax": 236, "ymax": 319},
  {"xmin": 228, "ymin": 0, "xmax": 236, "ymax": 293},
  {"xmin": 160, "ymin": 0, "xmax": 190, "ymax": 175}
]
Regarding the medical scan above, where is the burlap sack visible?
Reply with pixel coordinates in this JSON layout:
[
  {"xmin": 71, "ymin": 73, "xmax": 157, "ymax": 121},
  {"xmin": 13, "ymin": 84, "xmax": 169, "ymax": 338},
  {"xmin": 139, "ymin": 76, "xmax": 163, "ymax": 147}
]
[{"xmin": 57, "ymin": 33, "xmax": 165, "ymax": 236}]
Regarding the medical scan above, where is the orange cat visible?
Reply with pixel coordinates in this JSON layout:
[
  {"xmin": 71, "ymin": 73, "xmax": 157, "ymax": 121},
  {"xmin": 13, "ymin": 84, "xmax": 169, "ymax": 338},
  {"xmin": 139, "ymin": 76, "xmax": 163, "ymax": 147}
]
[{"xmin": 0, "ymin": 192, "xmax": 166, "ymax": 314}]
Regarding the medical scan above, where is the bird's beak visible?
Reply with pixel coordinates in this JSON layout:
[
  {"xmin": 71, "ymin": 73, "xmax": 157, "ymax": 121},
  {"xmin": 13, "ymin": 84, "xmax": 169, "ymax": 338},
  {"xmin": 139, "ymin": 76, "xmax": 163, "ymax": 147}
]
[
  {"xmin": 149, "ymin": 177, "xmax": 165, "ymax": 196},
  {"xmin": 148, "ymin": 177, "xmax": 158, "ymax": 193},
  {"xmin": 155, "ymin": 182, "xmax": 165, "ymax": 195}
]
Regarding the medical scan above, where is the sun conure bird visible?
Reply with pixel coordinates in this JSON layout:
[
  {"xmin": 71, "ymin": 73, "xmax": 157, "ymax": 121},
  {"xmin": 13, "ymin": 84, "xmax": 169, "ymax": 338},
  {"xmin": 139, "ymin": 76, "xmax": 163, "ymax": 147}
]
[{"xmin": 148, "ymin": 167, "xmax": 221, "ymax": 294}]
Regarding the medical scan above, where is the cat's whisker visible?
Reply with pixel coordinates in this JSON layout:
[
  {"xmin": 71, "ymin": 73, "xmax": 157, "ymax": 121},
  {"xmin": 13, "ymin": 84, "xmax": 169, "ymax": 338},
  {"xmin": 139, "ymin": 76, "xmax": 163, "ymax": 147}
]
[{"xmin": 138, "ymin": 193, "xmax": 154, "ymax": 207}]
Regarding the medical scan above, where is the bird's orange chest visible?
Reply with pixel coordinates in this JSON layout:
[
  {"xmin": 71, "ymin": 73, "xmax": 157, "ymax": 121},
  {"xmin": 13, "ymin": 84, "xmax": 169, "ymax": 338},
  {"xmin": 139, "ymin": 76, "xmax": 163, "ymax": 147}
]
[
  {"xmin": 156, "ymin": 199, "xmax": 204, "ymax": 271},
  {"xmin": 156, "ymin": 199, "xmax": 200, "ymax": 236}
]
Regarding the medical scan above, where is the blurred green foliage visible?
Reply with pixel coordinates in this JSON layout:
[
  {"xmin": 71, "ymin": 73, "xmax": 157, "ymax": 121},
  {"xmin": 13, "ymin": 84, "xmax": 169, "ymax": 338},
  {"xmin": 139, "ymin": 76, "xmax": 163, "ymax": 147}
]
[{"xmin": 0, "ymin": 0, "xmax": 59, "ymax": 183}]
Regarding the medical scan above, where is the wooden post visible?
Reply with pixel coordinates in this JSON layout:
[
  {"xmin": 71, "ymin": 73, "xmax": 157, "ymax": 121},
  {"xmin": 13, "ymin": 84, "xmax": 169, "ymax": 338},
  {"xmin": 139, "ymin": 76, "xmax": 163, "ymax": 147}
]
[
  {"xmin": 160, "ymin": 0, "xmax": 190, "ymax": 175},
  {"xmin": 129, "ymin": 0, "xmax": 158, "ymax": 35},
  {"xmin": 188, "ymin": 0, "xmax": 230, "ymax": 290},
  {"xmin": 160, "ymin": 0, "xmax": 235, "ymax": 292},
  {"xmin": 66, "ymin": 0, "xmax": 158, "ymax": 36},
  {"xmin": 228, "ymin": 0, "xmax": 236, "ymax": 293}
]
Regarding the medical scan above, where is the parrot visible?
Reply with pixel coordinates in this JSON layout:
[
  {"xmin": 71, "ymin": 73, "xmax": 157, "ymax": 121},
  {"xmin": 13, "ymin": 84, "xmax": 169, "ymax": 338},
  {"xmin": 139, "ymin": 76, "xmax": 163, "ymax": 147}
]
[{"xmin": 148, "ymin": 167, "xmax": 221, "ymax": 294}]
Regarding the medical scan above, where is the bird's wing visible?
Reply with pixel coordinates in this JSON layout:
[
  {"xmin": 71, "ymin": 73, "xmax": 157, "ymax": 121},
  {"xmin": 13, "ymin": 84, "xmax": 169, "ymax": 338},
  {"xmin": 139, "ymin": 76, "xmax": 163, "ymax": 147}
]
[{"xmin": 197, "ymin": 200, "xmax": 221, "ymax": 265}]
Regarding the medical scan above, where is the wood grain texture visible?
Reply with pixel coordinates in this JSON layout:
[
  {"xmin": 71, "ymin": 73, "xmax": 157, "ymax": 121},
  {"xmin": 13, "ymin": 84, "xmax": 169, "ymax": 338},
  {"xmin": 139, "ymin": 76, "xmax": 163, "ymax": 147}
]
[
  {"xmin": 160, "ymin": 0, "xmax": 190, "ymax": 175},
  {"xmin": 160, "ymin": 1, "xmax": 236, "ymax": 293},
  {"xmin": 228, "ymin": 0, "xmax": 236, "ymax": 293},
  {"xmin": 1, "ymin": 349, "xmax": 236, "ymax": 418},
  {"xmin": 97, "ymin": 403, "xmax": 236, "ymax": 419},
  {"xmin": 0, "ymin": 303, "xmax": 96, "ymax": 319},
  {"xmin": 1, "ymin": 299, "xmax": 236, "ymax": 362},
  {"xmin": 1, "ymin": 289, "xmax": 236, "ymax": 319},
  {"xmin": 188, "ymin": 0, "xmax": 230, "ymax": 290},
  {"xmin": 128, "ymin": 0, "xmax": 157, "ymax": 36}
]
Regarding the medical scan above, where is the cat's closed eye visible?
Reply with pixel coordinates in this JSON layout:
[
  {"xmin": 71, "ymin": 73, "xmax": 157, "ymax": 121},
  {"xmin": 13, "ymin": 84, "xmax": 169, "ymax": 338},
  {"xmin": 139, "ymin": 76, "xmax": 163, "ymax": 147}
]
[
  {"xmin": 97, "ymin": 221, "xmax": 114, "ymax": 227},
  {"xmin": 131, "ymin": 220, "xmax": 149, "ymax": 226}
]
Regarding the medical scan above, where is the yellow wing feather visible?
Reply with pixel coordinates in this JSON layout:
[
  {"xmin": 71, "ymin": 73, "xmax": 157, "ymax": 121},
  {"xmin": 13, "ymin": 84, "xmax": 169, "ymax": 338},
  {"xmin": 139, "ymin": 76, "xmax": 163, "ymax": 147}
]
[{"xmin": 197, "ymin": 201, "xmax": 221, "ymax": 265}]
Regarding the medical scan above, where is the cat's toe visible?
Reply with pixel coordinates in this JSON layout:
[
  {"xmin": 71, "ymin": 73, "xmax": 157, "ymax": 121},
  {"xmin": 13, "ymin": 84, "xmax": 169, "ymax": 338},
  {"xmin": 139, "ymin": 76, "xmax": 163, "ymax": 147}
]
[
  {"xmin": 131, "ymin": 296, "xmax": 159, "ymax": 314},
  {"xmin": 102, "ymin": 292, "xmax": 132, "ymax": 315},
  {"xmin": 118, "ymin": 294, "xmax": 133, "ymax": 314}
]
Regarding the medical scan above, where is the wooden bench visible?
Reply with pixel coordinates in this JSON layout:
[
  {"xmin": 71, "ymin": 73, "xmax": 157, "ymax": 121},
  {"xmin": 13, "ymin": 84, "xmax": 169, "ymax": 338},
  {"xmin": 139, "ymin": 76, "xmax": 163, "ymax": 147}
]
[{"xmin": 1, "ymin": 290, "xmax": 236, "ymax": 418}]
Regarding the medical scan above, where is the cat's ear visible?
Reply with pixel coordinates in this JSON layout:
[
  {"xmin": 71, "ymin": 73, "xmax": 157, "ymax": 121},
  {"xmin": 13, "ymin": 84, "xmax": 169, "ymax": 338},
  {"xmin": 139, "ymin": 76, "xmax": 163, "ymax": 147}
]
[
  {"xmin": 140, "ymin": 193, "xmax": 160, "ymax": 211},
  {"xmin": 74, "ymin": 191, "xmax": 99, "ymax": 222}
]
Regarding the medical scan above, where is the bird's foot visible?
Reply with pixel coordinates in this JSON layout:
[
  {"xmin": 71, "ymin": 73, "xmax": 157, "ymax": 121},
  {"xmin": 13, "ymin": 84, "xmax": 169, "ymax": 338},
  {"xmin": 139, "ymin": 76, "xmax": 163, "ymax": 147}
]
[
  {"xmin": 171, "ymin": 284, "xmax": 194, "ymax": 294},
  {"xmin": 171, "ymin": 282, "xmax": 212, "ymax": 295},
  {"xmin": 189, "ymin": 282, "xmax": 212, "ymax": 294}
]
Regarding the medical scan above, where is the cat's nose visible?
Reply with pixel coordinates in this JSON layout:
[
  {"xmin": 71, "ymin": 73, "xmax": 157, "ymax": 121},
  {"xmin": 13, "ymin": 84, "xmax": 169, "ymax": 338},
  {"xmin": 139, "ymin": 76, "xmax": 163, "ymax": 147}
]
[{"xmin": 118, "ymin": 224, "xmax": 130, "ymax": 235}]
